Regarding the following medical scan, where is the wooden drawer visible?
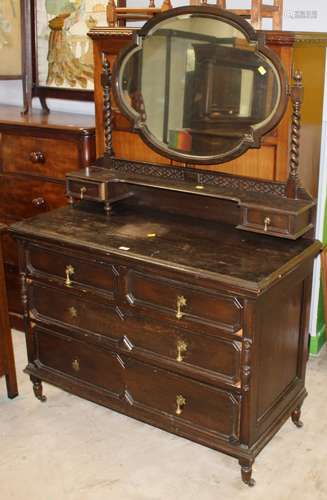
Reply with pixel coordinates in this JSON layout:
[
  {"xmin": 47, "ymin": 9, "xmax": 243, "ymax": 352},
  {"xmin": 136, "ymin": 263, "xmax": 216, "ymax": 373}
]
[
  {"xmin": 124, "ymin": 319, "xmax": 242, "ymax": 387},
  {"xmin": 0, "ymin": 176, "xmax": 67, "ymax": 220},
  {"xmin": 244, "ymin": 208, "xmax": 290, "ymax": 235},
  {"xmin": 1, "ymin": 134, "xmax": 79, "ymax": 179},
  {"xmin": 124, "ymin": 357, "xmax": 241, "ymax": 441},
  {"xmin": 28, "ymin": 282, "xmax": 242, "ymax": 387},
  {"xmin": 66, "ymin": 178, "xmax": 107, "ymax": 202},
  {"xmin": 26, "ymin": 244, "xmax": 116, "ymax": 295},
  {"xmin": 29, "ymin": 281, "xmax": 119, "ymax": 335},
  {"xmin": 238, "ymin": 205, "xmax": 313, "ymax": 239},
  {"xmin": 35, "ymin": 327, "xmax": 124, "ymax": 396},
  {"xmin": 33, "ymin": 325, "xmax": 240, "ymax": 441},
  {"xmin": 126, "ymin": 270, "xmax": 242, "ymax": 335}
]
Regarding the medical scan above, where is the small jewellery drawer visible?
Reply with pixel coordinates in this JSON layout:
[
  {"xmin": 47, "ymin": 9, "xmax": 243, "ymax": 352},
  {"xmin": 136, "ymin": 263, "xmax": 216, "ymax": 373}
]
[
  {"xmin": 26, "ymin": 244, "xmax": 116, "ymax": 294},
  {"xmin": 126, "ymin": 270, "xmax": 242, "ymax": 335},
  {"xmin": 243, "ymin": 208, "xmax": 290, "ymax": 236},
  {"xmin": 124, "ymin": 358, "xmax": 241, "ymax": 441},
  {"xmin": 28, "ymin": 282, "xmax": 120, "ymax": 336},
  {"xmin": 238, "ymin": 204, "xmax": 314, "ymax": 239},
  {"xmin": 66, "ymin": 178, "xmax": 107, "ymax": 203},
  {"xmin": 2, "ymin": 133, "xmax": 79, "ymax": 179},
  {"xmin": 35, "ymin": 327, "xmax": 124, "ymax": 396}
]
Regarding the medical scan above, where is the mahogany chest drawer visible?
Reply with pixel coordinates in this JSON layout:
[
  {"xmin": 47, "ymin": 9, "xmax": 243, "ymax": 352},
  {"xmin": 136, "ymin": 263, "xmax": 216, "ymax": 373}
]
[
  {"xmin": 26, "ymin": 244, "xmax": 116, "ymax": 295},
  {"xmin": 0, "ymin": 176, "xmax": 67, "ymax": 220},
  {"xmin": 126, "ymin": 270, "xmax": 243, "ymax": 335},
  {"xmin": 1, "ymin": 134, "xmax": 80, "ymax": 179},
  {"xmin": 35, "ymin": 327, "xmax": 124, "ymax": 396},
  {"xmin": 28, "ymin": 281, "xmax": 242, "ymax": 387}
]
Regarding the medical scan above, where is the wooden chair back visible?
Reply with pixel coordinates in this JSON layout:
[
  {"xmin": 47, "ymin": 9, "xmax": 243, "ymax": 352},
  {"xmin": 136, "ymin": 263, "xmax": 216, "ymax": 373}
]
[
  {"xmin": 190, "ymin": 0, "xmax": 283, "ymax": 30},
  {"xmin": 107, "ymin": 0, "xmax": 172, "ymax": 28}
]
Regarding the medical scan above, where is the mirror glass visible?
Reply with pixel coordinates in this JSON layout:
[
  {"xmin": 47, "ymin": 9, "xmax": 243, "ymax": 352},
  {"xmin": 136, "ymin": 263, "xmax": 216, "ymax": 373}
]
[{"xmin": 118, "ymin": 14, "xmax": 282, "ymax": 162}]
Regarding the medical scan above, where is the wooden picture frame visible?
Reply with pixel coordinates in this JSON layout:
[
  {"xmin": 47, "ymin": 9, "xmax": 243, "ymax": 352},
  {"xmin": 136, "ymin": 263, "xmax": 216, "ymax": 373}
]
[
  {"xmin": 0, "ymin": 0, "xmax": 29, "ymax": 110},
  {"xmin": 28, "ymin": 0, "xmax": 109, "ymax": 111}
]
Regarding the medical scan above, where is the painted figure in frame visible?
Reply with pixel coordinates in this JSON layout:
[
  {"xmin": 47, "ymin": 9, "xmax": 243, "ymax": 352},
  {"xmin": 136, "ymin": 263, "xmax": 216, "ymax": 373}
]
[{"xmin": 45, "ymin": 0, "xmax": 104, "ymax": 88}]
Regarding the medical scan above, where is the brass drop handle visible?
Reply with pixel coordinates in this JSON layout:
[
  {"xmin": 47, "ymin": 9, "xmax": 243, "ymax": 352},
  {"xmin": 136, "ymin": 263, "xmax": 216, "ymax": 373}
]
[
  {"xmin": 30, "ymin": 151, "xmax": 45, "ymax": 164},
  {"xmin": 176, "ymin": 340, "xmax": 188, "ymax": 362},
  {"xmin": 176, "ymin": 295, "xmax": 187, "ymax": 320},
  {"xmin": 65, "ymin": 265, "xmax": 75, "ymax": 287},
  {"xmin": 264, "ymin": 217, "xmax": 271, "ymax": 232},
  {"xmin": 72, "ymin": 359, "xmax": 80, "ymax": 372},
  {"xmin": 176, "ymin": 394, "xmax": 186, "ymax": 416},
  {"xmin": 68, "ymin": 306, "xmax": 78, "ymax": 319},
  {"xmin": 32, "ymin": 197, "xmax": 47, "ymax": 210},
  {"xmin": 80, "ymin": 186, "xmax": 87, "ymax": 200}
]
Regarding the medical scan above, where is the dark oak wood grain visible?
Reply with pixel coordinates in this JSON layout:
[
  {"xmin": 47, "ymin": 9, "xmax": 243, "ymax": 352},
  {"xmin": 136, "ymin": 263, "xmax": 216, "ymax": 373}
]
[
  {"xmin": 11, "ymin": 206, "xmax": 320, "ymax": 292},
  {"xmin": 10, "ymin": 202, "xmax": 320, "ymax": 485}
]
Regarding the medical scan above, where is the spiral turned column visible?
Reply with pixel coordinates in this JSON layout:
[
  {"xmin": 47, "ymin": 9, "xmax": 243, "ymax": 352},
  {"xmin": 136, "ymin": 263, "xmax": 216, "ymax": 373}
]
[
  {"xmin": 101, "ymin": 54, "xmax": 115, "ymax": 160},
  {"xmin": 287, "ymin": 70, "xmax": 303, "ymax": 199}
]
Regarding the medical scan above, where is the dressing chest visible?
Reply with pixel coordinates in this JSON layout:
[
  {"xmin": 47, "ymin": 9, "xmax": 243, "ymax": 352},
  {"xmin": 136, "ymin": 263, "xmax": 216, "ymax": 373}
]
[{"xmin": 11, "ymin": 6, "xmax": 322, "ymax": 486}]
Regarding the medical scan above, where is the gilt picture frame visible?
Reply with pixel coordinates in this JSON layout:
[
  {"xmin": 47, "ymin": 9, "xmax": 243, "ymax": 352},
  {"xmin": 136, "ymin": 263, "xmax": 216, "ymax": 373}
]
[
  {"xmin": 30, "ymin": 0, "xmax": 109, "ymax": 108},
  {"xmin": 0, "ymin": 0, "xmax": 25, "ymax": 79}
]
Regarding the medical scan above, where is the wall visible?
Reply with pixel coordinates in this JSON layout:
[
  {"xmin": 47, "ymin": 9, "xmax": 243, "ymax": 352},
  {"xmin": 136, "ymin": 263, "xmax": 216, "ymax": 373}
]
[{"xmin": 0, "ymin": 80, "xmax": 94, "ymax": 115}]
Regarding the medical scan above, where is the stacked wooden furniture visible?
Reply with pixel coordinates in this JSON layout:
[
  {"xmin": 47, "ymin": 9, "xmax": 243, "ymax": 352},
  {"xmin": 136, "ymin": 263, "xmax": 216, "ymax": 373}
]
[
  {"xmin": 106, "ymin": 0, "xmax": 172, "ymax": 27},
  {"xmin": 0, "ymin": 106, "xmax": 96, "ymax": 329},
  {"xmin": 193, "ymin": 0, "xmax": 283, "ymax": 30},
  {"xmin": 0, "ymin": 224, "xmax": 18, "ymax": 399},
  {"xmin": 11, "ymin": 5, "xmax": 322, "ymax": 487}
]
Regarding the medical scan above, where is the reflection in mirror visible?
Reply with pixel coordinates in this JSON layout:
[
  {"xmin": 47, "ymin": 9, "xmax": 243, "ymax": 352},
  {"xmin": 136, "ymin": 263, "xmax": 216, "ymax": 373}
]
[{"xmin": 119, "ymin": 14, "xmax": 281, "ymax": 161}]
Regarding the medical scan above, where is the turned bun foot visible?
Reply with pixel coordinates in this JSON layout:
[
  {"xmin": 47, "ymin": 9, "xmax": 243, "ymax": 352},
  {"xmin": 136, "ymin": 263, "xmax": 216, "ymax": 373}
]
[
  {"xmin": 239, "ymin": 459, "xmax": 256, "ymax": 487},
  {"xmin": 291, "ymin": 407, "xmax": 303, "ymax": 428},
  {"xmin": 31, "ymin": 377, "xmax": 47, "ymax": 402}
]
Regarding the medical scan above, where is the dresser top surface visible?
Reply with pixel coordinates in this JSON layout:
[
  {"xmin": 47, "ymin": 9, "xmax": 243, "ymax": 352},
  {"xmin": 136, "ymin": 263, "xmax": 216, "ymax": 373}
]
[
  {"xmin": 11, "ymin": 206, "xmax": 320, "ymax": 293},
  {"xmin": 0, "ymin": 105, "xmax": 95, "ymax": 133}
]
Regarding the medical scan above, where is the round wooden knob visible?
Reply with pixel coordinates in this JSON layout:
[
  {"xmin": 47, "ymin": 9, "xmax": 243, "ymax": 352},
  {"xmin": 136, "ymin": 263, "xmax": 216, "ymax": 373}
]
[
  {"xmin": 29, "ymin": 151, "xmax": 45, "ymax": 164},
  {"xmin": 32, "ymin": 197, "xmax": 47, "ymax": 209}
]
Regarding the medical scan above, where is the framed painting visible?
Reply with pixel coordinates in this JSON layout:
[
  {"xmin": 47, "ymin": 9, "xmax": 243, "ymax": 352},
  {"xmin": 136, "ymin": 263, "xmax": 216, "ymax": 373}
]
[
  {"xmin": 0, "ymin": 0, "xmax": 25, "ymax": 79},
  {"xmin": 31, "ymin": 0, "xmax": 109, "ymax": 108}
]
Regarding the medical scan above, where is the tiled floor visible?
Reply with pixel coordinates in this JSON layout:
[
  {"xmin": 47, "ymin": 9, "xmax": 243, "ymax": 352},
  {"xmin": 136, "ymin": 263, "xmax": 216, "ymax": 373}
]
[{"xmin": 1, "ymin": 331, "xmax": 327, "ymax": 500}]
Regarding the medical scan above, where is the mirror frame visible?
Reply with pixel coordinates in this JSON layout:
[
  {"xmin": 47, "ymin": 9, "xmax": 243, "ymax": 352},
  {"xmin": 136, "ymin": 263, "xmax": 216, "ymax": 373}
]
[{"xmin": 113, "ymin": 5, "xmax": 289, "ymax": 165}]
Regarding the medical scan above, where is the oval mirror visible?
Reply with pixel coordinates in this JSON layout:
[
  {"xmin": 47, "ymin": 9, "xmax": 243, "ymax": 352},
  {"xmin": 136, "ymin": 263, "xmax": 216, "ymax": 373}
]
[{"xmin": 114, "ymin": 6, "xmax": 288, "ymax": 164}]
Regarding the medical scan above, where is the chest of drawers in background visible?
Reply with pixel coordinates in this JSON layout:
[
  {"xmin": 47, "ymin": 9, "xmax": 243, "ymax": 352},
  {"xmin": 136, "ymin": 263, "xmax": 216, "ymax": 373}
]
[{"xmin": 0, "ymin": 105, "xmax": 96, "ymax": 329}]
